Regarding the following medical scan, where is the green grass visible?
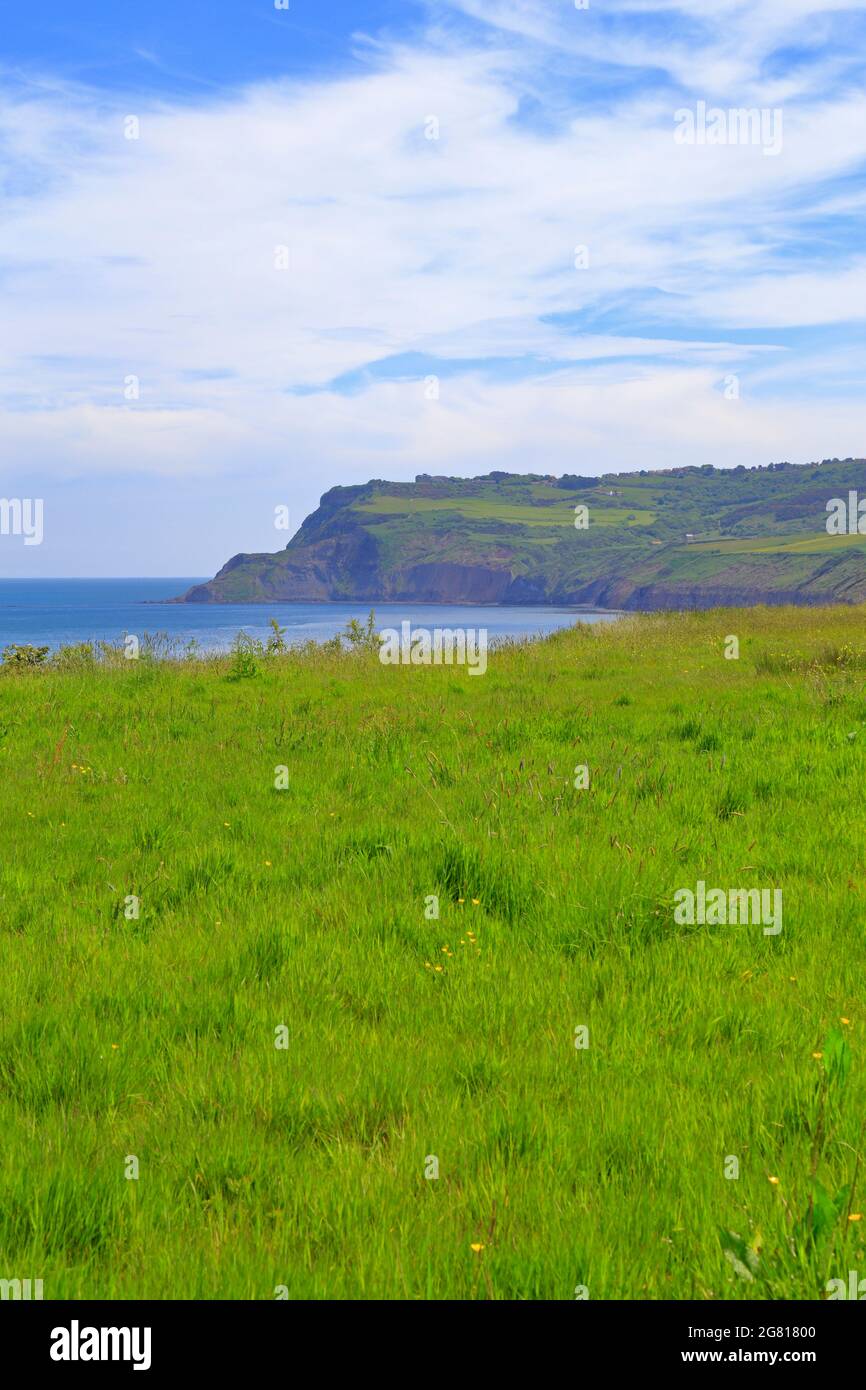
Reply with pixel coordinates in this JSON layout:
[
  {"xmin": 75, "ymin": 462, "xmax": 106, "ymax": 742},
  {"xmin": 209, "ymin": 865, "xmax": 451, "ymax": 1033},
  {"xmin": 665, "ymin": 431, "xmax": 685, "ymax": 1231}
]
[
  {"xmin": 1, "ymin": 606, "xmax": 866, "ymax": 1300},
  {"xmin": 354, "ymin": 495, "xmax": 656, "ymax": 527},
  {"xmin": 684, "ymin": 533, "xmax": 866, "ymax": 556}
]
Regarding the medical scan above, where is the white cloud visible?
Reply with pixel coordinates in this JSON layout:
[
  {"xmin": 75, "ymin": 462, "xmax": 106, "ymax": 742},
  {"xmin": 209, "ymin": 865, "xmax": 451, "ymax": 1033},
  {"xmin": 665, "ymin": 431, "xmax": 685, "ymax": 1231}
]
[
  {"xmin": 0, "ymin": 5, "xmax": 864, "ymax": 520},
  {"xmin": 442, "ymin": 0, "xmax": 866, "ymax": 97}
]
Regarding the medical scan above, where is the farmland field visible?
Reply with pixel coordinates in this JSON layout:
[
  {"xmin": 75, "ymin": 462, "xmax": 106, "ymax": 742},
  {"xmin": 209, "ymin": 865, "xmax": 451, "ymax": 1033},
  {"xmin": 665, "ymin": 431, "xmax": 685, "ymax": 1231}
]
[
  {"xmin": 684, "ymin": 533, "xmax": 866, "ymax": 556},
  {"xmin": 1, "ymin": 605, "xmax": 864, "ymax": 1300},
  {"xmin": 353, "ymin": 494, "xmax": 657, "ymax": 527}
]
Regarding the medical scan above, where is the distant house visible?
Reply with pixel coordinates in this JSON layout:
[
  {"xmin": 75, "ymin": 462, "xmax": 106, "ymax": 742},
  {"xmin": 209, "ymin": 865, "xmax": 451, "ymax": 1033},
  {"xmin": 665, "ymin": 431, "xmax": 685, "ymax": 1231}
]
[{"xmin": 685, "ymin": 533, "xmax": 696, "ymax": 543}]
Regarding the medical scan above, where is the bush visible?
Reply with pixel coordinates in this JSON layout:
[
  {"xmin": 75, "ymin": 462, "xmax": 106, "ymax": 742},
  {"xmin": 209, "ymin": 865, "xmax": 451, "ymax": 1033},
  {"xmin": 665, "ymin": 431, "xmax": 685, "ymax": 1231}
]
[
  {"xmin": 227, "ymin": 633, "xmax": 262, "ymax": 680},
  {"xmin": 51, "ymin": 642, "xmax": 96, "ymax": 671},
  {"xmin": 2, "ymin": 644, "xmax": 50, "ymax": 668},
  {"xmin": 342, "ymin": 610, "xmax": 379, "ymax": 653},
  {"xmin": 266, "ymin": 617, "xmax": 288, "ymax": 654}
]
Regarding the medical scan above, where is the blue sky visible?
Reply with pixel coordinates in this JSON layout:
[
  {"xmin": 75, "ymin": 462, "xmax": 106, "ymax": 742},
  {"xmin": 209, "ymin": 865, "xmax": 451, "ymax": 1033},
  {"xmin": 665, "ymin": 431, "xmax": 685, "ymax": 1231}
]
[
  {"xmin": 2, "ymin": 2, "xmax": 429, "ymax": 94},
  {"xmin": 2, "ymin": 0, "xmax": 866, "ymax": 576}
]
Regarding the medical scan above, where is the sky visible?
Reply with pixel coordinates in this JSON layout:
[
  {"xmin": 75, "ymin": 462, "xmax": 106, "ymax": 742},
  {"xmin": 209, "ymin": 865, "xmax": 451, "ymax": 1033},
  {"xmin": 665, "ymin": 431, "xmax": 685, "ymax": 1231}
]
[{"xmin": 2, "ymin": 0, "xmax": 866, "ymax": 577}]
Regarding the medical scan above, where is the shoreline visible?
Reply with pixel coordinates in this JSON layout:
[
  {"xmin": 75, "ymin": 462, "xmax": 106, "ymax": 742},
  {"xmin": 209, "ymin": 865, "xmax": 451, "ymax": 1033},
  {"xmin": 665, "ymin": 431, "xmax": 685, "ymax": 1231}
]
[{"xmin": 145, "ymin": 597, "xmax": 626, "ymax": 613}]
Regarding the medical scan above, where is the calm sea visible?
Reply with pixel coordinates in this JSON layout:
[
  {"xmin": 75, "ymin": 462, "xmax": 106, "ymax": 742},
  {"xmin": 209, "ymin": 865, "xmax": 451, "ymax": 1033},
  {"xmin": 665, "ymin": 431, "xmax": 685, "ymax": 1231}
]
[{"xmin": 0, "ymin": 579, "xmax": 621, "ymax": 654}]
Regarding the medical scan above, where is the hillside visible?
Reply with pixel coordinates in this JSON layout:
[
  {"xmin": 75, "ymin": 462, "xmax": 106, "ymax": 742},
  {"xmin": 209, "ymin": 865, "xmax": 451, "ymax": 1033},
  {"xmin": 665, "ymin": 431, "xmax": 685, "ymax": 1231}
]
[{"xmin": 176, "ymin": 459, "xmax": 866, "ymax": 608}]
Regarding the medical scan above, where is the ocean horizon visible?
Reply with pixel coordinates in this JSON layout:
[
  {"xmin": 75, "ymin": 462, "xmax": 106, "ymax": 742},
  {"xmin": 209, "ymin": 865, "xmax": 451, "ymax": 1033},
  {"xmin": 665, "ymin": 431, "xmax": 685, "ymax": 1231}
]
[{"xmin": 0, "ymin": 578, "xmax": 622, "ymax": 654}]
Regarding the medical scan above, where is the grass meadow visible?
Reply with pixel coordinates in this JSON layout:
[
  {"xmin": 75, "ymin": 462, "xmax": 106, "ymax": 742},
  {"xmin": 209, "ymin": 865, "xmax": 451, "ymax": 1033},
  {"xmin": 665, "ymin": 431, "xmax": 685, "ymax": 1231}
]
[{"xmin": 1, "ymin": 605, "xmax": 865, "ymax": 1300}]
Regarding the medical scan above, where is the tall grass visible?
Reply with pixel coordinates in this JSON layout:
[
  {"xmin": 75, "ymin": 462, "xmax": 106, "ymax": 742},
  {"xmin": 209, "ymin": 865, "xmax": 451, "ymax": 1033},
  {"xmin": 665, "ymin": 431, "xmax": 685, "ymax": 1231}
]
[{"xmin": 0, "ymin": 604, "xmax": 864, "ymax": 1299}]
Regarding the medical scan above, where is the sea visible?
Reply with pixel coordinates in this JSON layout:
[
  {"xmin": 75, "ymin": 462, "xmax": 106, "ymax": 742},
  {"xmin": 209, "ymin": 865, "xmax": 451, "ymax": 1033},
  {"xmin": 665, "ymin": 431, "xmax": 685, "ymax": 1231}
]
[{"xmin": 0, "ymin": 579, "xmax": 622, "ymax": 655}]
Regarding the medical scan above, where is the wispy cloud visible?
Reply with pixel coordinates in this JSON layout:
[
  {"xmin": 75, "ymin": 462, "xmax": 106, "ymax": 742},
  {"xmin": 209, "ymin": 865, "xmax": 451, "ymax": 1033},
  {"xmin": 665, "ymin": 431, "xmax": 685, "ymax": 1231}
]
[{"xmin": 0, "ymin": 0, "xmax": 864, "ymax": 571}]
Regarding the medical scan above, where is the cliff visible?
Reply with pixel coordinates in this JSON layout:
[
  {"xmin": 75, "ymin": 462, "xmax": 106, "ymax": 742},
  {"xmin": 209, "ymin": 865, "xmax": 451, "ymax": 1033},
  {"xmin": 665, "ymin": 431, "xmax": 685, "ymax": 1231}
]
[{"xmin": 174, "ymin": 460, "xmax": 866, "ymax": 609}]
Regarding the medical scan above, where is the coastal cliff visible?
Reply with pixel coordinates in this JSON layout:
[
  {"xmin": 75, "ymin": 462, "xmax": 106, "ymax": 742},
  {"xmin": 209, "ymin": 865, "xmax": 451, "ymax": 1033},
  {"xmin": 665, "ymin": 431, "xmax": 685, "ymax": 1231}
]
[{"xmin": 174, "ymin": 460, "xmax": 866, "ymax": 608}]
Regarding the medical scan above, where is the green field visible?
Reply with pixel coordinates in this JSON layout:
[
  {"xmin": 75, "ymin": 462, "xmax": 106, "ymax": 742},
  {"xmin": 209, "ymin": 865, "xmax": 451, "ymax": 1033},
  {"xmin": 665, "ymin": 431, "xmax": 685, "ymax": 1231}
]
[
  {"xmin": 2, "ymin": 607, "xmax": 865, "ymax": 1300},
  {"xmin": 684, "ymin": 532, "xmax": 866, "ymax": 556},
  {"xmin": 354, "ymin": 494, "xmax": 656, "ymax": 527}
]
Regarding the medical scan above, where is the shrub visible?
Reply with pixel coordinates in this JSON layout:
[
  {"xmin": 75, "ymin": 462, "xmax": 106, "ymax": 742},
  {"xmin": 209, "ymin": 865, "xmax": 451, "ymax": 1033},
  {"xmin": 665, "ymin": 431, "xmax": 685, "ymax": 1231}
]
[
  {"xmin": 227, "ymin": 633, "xmax": 262, "ymax": 680},
  {"xmin": 51, "ymin": 642, "xmax": 96, "ymax": 671},
  {"xmin": 2, "ymin": 644, "xmax": 50, "ymax": 668},
  {"xmin": 266, "ymin": 617, "xmax": 288, "ymax": 654},
  {"xmin": 342, "ymin": 610, "xmax": 379, "ymax": 653}
]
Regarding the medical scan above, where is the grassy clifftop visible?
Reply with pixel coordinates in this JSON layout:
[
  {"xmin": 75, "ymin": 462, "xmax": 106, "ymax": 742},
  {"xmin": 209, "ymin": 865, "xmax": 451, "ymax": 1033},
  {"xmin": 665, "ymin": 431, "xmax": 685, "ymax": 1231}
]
[
  {"xmin": 178, "ymin": 458, "xmax": 866, "ymax": 608},
  {"xmin": 1, "ymin": 605, "xmax": 865, "ymax": 1297}
]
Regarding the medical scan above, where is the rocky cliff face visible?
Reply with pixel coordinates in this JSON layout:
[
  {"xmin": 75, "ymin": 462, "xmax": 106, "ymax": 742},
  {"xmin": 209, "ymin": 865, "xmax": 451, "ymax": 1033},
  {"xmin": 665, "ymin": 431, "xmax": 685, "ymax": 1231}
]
[{"xmin": 174, "ymin": 462, "xmax": 866, "ymax": 609}]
